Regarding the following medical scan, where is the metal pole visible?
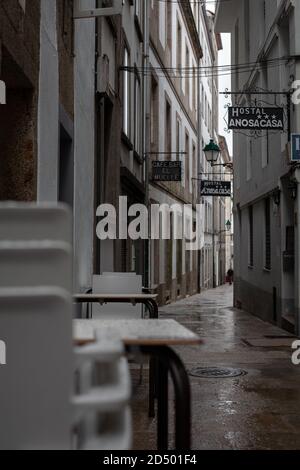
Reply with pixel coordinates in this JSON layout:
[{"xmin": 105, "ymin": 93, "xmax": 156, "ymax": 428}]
[{"xmin": 143, "ymin": 0, "xmax": 151, "ymax": 289}]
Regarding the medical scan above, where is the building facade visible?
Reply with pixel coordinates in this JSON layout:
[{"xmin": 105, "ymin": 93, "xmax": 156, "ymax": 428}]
[
  {"xmin": 0, "ymin": 1, "xmax": 230, "ymax": 306},
  {"xmin": 216, "ymin": 0, "xmax": 300, "ymax": 333},
  {"xmin": 148, "ymin": 0, "xmax": 202, "ymax": 304},
  {"xmin": 0, "ymin": 0, "xmax": 95, "ymax": 294},
  {"xmin": 198, "ymin": 6, "xmax": 224, "ymax": 290}
]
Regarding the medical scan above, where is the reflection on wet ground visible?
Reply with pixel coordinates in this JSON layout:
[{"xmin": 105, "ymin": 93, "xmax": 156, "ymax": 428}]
[{"xmin": 132, "ymin": 285, "xmax": 300, "ymax": 450}]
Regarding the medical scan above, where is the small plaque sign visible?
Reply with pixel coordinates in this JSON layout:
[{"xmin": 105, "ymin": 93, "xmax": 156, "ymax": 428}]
[
  {"xmin": 200, "ymin": 180, "xmax": 232, "ymax": 197},
  {"xmin": 152, "ymin": 161, "xmax": 182, "ymax": 182}
]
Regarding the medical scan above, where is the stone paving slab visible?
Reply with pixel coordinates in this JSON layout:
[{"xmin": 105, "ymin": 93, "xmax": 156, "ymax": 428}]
[{"xmin": 132, "ymin": 285, "xmax": 300, "ymax": 450}]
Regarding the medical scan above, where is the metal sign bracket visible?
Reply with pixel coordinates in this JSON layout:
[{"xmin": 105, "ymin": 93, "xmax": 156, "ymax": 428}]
[
  {"xmin": 74, "ymin": 0, "xmax": 123, "ymax": 19},
  {"xmin": 220, "ymin": 87, "xmax": 292, "ymax": 140}
]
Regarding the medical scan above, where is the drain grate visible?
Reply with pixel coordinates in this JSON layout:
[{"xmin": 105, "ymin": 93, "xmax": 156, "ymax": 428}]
[{"xmin": 189, "ymin": 366, "xmax": 247, "ymax": 379}]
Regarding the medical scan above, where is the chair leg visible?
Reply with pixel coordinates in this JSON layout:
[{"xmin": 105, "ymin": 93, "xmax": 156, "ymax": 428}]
[{"xmin": 148, "ymin": 358, "xmax": 156, "ymax": 418}]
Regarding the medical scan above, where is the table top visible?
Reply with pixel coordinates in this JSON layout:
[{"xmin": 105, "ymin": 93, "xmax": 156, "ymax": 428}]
[
  {"xmin": 74, "ymin": 293, "xmax": 157, "ymax": 302},
  {"xmin": 73, "ymin": 319, "xmax": 202, "ymax": 347}
]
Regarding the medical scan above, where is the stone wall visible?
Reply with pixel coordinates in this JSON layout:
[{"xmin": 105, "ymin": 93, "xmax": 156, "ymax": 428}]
[{"xmin": 0, "ymin": 0, "xmax": 41, "ymax": 201}]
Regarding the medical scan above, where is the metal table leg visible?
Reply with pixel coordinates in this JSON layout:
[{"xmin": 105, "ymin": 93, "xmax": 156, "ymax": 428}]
[
  {"xmin": 144, "ymin": 299, "xmax": 159, "ymax": 418},
  {"xmin": 148, "ymin": 357, "xmax": 156, "ymax": 418},
  {"xmin": 144, "ymin": 299, "xmax": 158, "ymax": 319},
  {"xmin": 157, "ymin": 355, "xmax": 168, "ymax": 449},
  {"xmin": 141, "ymin": 346, "xmax": 191, "ymax": 450}
]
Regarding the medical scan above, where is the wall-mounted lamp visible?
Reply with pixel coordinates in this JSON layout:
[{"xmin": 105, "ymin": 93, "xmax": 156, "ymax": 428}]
[
  {"xmin": 225, "ymin": 220, "xmax": 232, "ymax": 232},
  {"xmin": 203, "ymin": 139, "xmax": 221, "ymax": 166}
]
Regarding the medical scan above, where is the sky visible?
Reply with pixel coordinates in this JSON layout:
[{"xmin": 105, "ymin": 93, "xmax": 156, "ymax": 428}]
[
  {"xmin": 218, "ymin": 33, "xmax": 233, "ymax": 155},
  {"xmin": 206, "ymin": 1, "xmax": 233, "ymax": 155}
]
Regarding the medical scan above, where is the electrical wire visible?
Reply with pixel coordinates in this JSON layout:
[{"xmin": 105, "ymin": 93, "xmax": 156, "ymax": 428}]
[{"xmin": 120, "ymin": 56, "xmax": 295, "ymax": 79}]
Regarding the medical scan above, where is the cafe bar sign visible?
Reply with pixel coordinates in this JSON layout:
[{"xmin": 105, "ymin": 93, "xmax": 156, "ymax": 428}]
[
  {"xmin": 152, "ymin": 161, "xmax": 182, "ymax": 182},
  {"xmin": 228, "ymin": 107, "xmax": 284, "ymax": 130},
  {"xmin": 200, "ymin": 180, "xmax": 232, "ymax": 197}
]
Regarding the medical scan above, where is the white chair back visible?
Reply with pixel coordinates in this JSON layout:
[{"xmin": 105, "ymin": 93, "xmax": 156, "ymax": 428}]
[
  {"xmin": 92, "ymin": 274, "xmax": 143, "ymax": 320},
  {"xmin": 0, "ymin": 287, "xmax": 73, "ymax": 450},
  {"xmin": 0, "ymin": 241, "xmax": 72, "ymax": 291},
  {"xmin": 0, "ymin": 203, "xmax": 72, "ymax": 244}
]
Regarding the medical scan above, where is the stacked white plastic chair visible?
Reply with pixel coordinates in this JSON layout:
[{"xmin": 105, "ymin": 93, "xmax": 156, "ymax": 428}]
[
  {"xmin": 0, "ymin": 203, "xmax": 132, "ymax": 450},
  {"xmin": 0, "ymin": 203, "xmax": 73, "ymax": 450},
  {"xmin": 74, "ymin": 276, "xmax": 133, "ymax": 448},
  {"xmin": 73, "ymin": 330, "xmax": 132, "ymax": 450}
]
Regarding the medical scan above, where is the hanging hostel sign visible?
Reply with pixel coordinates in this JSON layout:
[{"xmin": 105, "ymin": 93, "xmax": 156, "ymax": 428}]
[
  {"xmin": 200, "ymin": 180, "xmax": 232, "ymax": 197},
  {"xmin": 228, "ymin": 107, "xmax": 284, "ymax": 130}
]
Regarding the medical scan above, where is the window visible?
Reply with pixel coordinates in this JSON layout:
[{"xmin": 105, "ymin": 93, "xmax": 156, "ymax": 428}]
[
  {"xmin": 166, "ymin": 1, "xmax": 172, "ymax": 49},
  {"xmin": 185, "ymin": 45, "xmax": 190, "ymax": 96},
  {"xmin": 177, "ymin": 21, "xmax": 182, "ymax": 88},
  {"xmin": 185, "ymin": 132, "xmax": 189, "ymax": 188},
  {"xmin": 134, "ymin": 76, "xmax": 141, "ymax": 155},
  {"xmin": 248, "ymin": 206, "xmax": 253, "ymax": 267},
  {"xmin": 176, "ymin": 115, "xmax": 181, "ymax": 162},
  {"xmin": 192, "ymin": 143, "xmax": 196, "ymax": 178},
  {"xmin": 192, "ymin": 143, "xmax": 196, "ymax": 198},
  {"xmin": 265, "ymin": 198, "xmax": 271, "ymax": 270},
  {"xmin": 150, "ymin": 76, "xmax": 158, "ymax": 150},
  {"xmin": 135, "ymin": 0, "xmax": 144, "ymax": 34},
  {"xmin": 59, "ymin": 124, "xmax": 74, "ymax": 210},
  {"xmin": 193, "ymin": 65, "xmax": 197, "ymax": 111},
  {"xmin": 165, "ymin": 98, "xmax": 172, "ymax": 160},
  {"xmin": 123, "ymin": 46, "xmax": 130, "ymax": 137},
  {"xmin": 135, "ymin": 0, "xmax": 141, "ymax": 19}
]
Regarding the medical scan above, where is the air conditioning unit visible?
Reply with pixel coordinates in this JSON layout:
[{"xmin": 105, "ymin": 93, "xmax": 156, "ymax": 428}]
[{"xmin": 74, "ymin": 0, "xmax": 123, "ymax": 19}]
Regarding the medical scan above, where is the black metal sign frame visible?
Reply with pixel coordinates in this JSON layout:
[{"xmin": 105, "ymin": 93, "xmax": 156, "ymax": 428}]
[
  {"xmin": 228, "ymin": 106, "xmax": 284, "ymax": 130},
  {"xmin": 200, "ymin": 180, "xmax": 232, "ymax": 197},
  {"xmin": 220, "ymin": 87, "xmax": 291, "ymax": 140},
  {"xmin": 152, "ymin": 161, "xmax": 182, "ymax": 182}
]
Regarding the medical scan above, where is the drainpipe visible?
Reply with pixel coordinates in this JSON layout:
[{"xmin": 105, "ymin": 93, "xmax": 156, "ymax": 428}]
[
  {"xmin": 143, "ymin": 0, "xmax": 151, "ymax": 289},
  {"xmin": 197, "ymin": 58, "xmax": 201, "ymax": 291}
]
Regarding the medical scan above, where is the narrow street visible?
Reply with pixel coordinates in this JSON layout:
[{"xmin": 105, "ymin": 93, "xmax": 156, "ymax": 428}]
[{"xmin": 133, "ymin": 286, "xmax": 300, "ymax": 450}]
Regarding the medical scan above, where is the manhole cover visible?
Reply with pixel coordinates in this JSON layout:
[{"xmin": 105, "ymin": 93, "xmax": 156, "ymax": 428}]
[{"xmin": 189, "ymin": 367, "xmax": 247, "ymax": 379}]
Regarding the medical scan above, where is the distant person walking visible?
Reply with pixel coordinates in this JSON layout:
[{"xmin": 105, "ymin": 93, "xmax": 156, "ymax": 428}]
[{"xmin": 227, "ymin": 268, "xmax": 234, "ymax": 285}]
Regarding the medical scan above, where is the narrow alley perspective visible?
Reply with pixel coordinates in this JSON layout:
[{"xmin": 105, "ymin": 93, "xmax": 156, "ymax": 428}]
[
  {"xmin": 2, "ymin": 0, "xmax": 300, "ymax": 463},
  {"xmin": 133, "ymin": 286, "xmax": 300, "ymax": 450}
]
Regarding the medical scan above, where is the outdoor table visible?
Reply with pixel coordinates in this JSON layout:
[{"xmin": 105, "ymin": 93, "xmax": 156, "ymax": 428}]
[
  {"xmin": 74, "ymin": 294, "xmax": 159, "ymax": 319},
  {"xmin": 73, "ymin": 319, "xmax": 202, "ymax": 450},
  {"xmin": 74, "ymin": 293, "xmax": 159, "ymax": 419}
]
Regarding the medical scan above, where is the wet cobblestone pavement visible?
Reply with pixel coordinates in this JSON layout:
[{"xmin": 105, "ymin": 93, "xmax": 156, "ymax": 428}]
[{"xmin": 131, "ymin": 285, "xmax": 300, "ymax": 450}]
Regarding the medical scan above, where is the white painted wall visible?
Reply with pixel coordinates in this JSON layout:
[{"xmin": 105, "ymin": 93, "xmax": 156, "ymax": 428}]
[
  {"xmin": 73, "ymin": 0, "xmax": 96, "ymax": 291},
  {"xmin": 37, "ymin": 0, "xmax": 59, "ymax": 202}
]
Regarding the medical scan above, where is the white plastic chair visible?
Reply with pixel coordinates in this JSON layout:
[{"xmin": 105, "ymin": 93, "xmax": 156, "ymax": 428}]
[
  {"xmin": 0, "ymin": 241, "xmax": 72, "ymax": 291},
  {"xmin": 73, "ymin": 330, "xmax": 132, "ymax": 450},
  {"xmin": 0, "ymin": 287, "xmax": 73, "ymax": 450},
  {"xmin": 91, "ymin": 274, "xmax": 143, "ymax": 320},
  {"xmin": 0, "ymin": 203, "xmax": 72, "ymax": 244}
]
